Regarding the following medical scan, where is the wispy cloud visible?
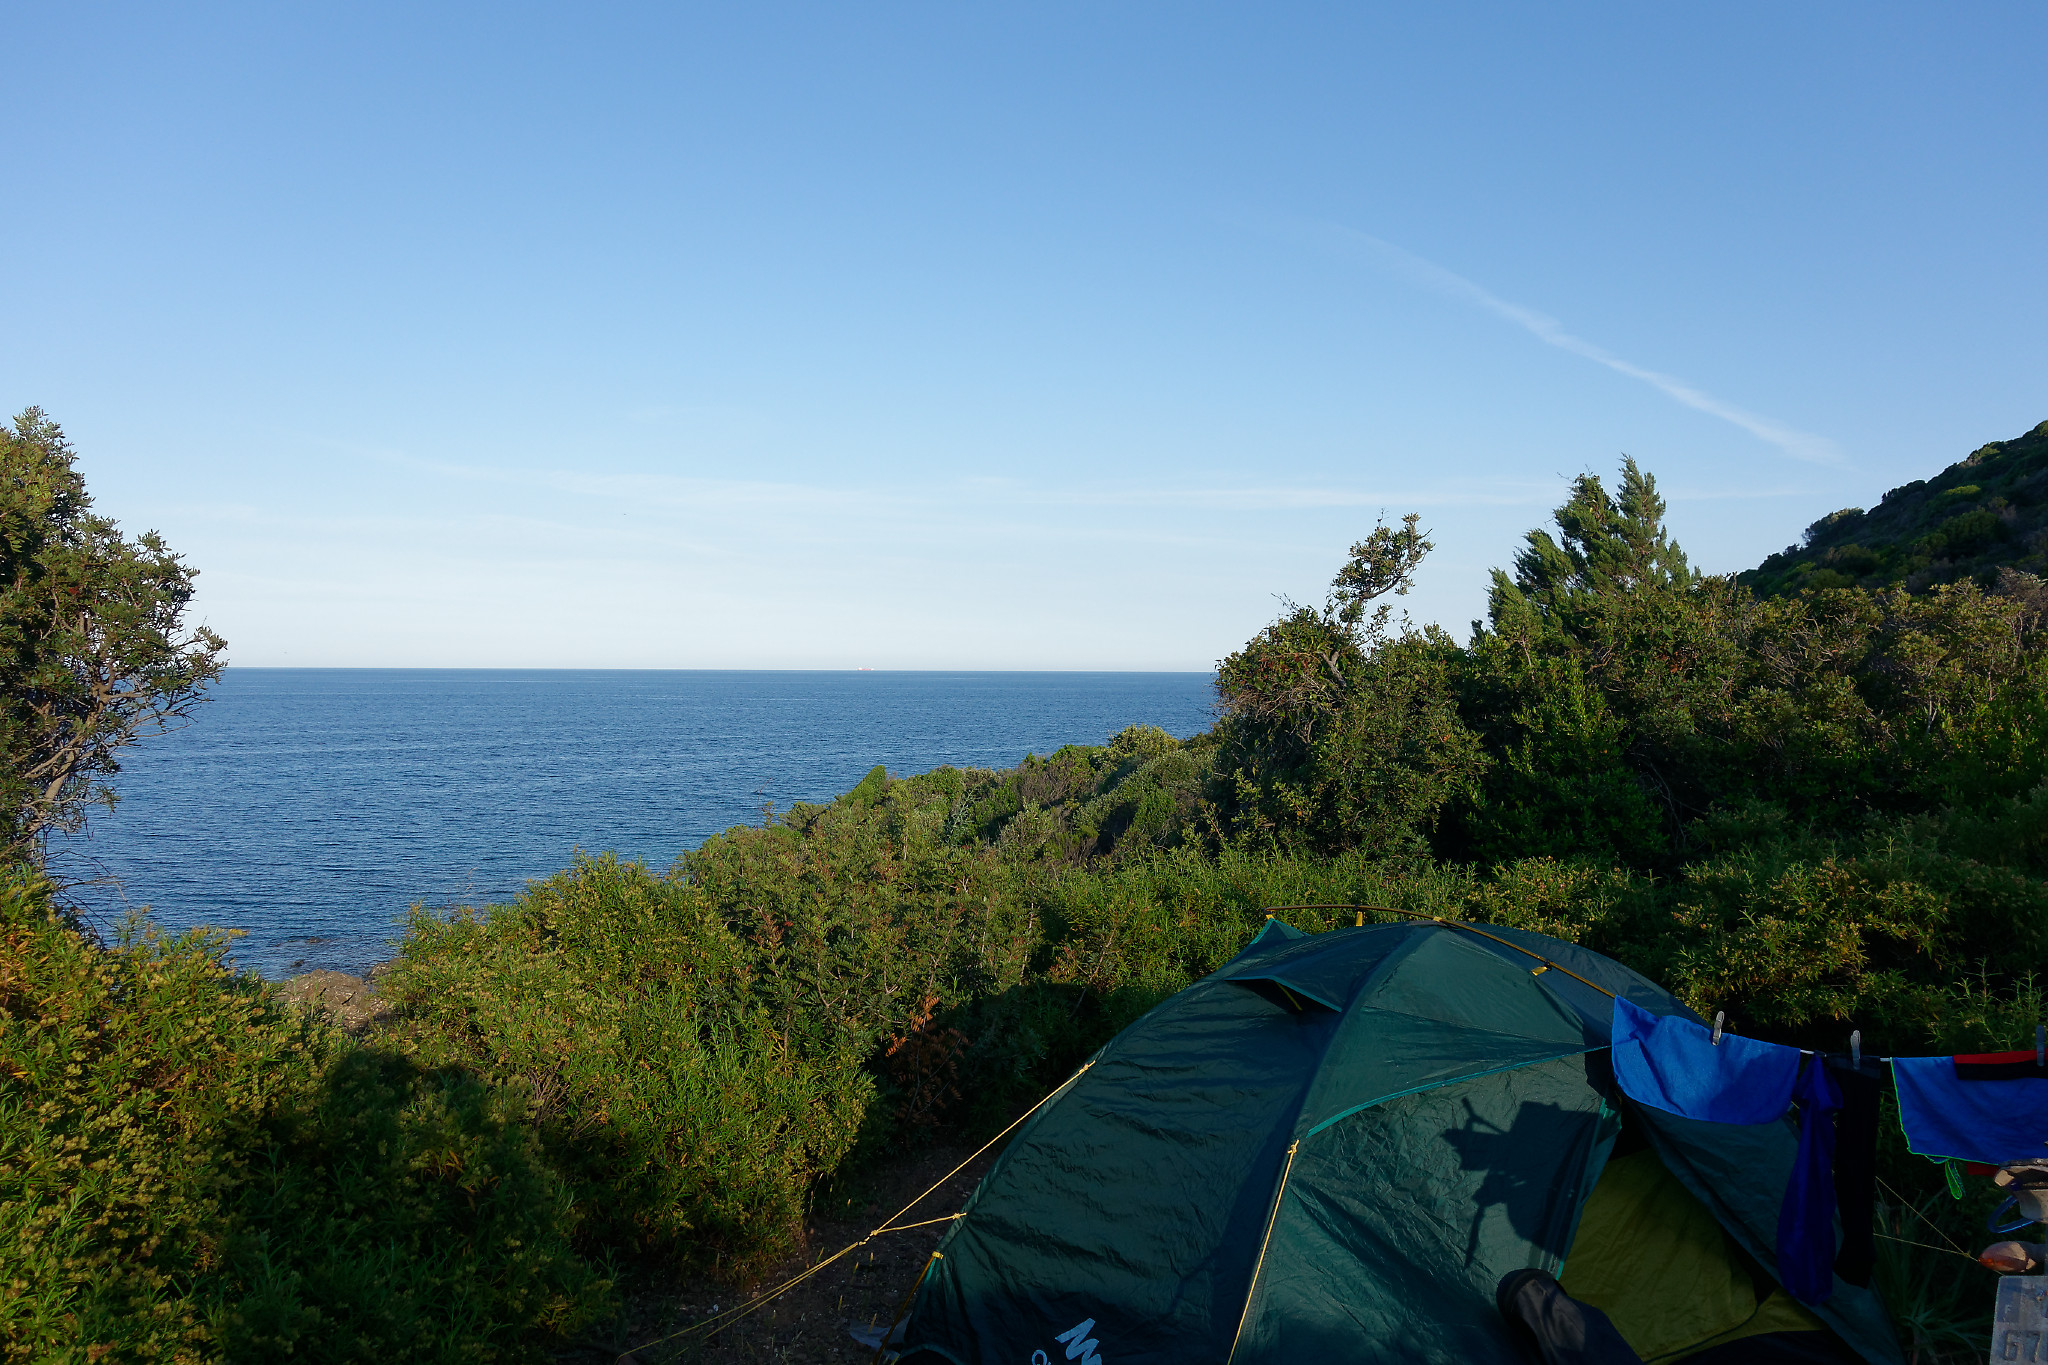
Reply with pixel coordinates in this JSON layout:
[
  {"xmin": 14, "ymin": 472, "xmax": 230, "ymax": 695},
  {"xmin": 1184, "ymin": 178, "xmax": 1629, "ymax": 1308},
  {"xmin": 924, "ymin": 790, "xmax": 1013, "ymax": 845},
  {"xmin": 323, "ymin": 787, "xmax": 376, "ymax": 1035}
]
[
  {"xmin": 305, "ymin": 428, "xmax": 1816, "ymax": 543},
  {"xmin": 453, "ymin": 464, "xmax": 1561, "ymax": 516},
  {"xmin": 1026, "ymin": 482, "xmax": 1554, "ymax": 512},
  {"xmin": 318, "ymin": 438, "xmax": 1570, "ymax": 517},
  {"xmin": 1281, "ymin": 220, "xmax": 1844, "ymax": 467}
]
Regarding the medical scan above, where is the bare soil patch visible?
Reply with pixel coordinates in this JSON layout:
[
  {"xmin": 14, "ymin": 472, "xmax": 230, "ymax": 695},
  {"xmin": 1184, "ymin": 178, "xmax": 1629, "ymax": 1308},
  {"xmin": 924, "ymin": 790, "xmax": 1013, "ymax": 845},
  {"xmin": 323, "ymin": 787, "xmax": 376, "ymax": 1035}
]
[{"xmin": 563, "ymin": 1134, "xmax": 1007, "ymax": 1365}]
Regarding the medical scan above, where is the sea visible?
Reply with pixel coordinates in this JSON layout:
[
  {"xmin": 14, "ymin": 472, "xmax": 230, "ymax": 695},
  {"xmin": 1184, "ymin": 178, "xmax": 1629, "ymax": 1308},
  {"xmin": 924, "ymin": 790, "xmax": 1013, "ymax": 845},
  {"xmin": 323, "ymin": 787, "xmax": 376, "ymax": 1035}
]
[{"xmin": 55, "ymin": 669, "xmax": 1216, "ymax": 980}]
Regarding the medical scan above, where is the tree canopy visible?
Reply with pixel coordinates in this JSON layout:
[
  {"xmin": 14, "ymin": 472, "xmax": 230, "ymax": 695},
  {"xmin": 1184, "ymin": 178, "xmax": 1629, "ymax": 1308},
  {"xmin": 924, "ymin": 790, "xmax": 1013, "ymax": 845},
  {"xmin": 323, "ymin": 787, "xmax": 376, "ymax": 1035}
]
[{"xmin": 0, "ymin": 408, "xmax": 225, "ymax": 862}]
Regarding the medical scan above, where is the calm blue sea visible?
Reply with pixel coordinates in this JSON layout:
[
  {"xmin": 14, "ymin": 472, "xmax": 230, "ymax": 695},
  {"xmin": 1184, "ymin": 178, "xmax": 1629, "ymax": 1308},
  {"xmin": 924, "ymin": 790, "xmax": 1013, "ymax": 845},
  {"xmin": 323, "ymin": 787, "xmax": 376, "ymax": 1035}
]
[{"xmin": 57, "ymin": 670, "xmax": 1216, "ymax": 980}]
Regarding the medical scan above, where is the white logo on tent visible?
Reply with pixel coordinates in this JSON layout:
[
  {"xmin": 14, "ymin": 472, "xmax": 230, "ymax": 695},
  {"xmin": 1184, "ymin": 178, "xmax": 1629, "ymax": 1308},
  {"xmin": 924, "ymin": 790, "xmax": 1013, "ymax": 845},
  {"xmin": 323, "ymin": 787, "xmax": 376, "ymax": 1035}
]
[{"xmin": 1052, "ymin": 1318, "xmax": 1103, "ymax": 1365}]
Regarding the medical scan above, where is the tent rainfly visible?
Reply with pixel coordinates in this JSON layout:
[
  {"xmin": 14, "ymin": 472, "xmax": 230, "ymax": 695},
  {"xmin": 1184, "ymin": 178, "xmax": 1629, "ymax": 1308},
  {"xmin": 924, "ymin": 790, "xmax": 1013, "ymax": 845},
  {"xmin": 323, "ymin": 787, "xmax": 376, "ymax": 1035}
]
[{"xmin": 892, "ymin": 918, "xmax": 1902, "ymax": 1365}]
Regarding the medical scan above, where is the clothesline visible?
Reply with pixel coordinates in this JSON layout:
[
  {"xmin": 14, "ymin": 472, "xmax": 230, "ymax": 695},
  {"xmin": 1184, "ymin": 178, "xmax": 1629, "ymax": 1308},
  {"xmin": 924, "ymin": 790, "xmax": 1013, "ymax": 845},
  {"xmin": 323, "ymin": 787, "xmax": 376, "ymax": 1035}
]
[
  {"xmin": 1612, "ymin": 993, "xmax": 2048, "ymax": 1305},
  {"xmin": 1264, "ymin": 904, "xmax": 2047, "ymax": 1074}
]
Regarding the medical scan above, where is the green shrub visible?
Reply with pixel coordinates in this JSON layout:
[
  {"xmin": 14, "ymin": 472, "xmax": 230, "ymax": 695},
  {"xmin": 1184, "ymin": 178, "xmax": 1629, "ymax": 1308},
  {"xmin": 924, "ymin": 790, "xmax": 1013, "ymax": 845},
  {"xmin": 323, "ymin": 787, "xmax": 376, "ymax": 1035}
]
[
  {"xmin": 1217, "ymin": 621, "xmax": 1486, "ymax": 856},
  {"xmin": 382, "ymin": 858, "xmax": 868, "ymax": 1280},
  {"xmin": 0, "ymin": 870, "xmax": 607, "ymax": 1364},
  {"xmin": 1032, "ymin": 845, "xmax": 1462, "ymax": 1007},
  {"xmin": 1936, "ymin": 508, "xmax": 2003, "ymax": 556},
  {"xmin": 1450, "ymin": 657, "xmax": 1668, "ymax": 865},
  {"xmin": 381, "ymin": 814, "xmax": 1046, "ymax": 1278}
]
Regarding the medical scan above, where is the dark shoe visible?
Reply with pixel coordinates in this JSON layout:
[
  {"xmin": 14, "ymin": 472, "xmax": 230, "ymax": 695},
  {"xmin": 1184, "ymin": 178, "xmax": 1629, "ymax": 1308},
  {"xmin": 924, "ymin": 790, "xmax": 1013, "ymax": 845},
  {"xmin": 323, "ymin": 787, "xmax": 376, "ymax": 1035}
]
[{"xmin": 1495, "ymin": 1269, "xmax": 1645, "ymax": 1365}]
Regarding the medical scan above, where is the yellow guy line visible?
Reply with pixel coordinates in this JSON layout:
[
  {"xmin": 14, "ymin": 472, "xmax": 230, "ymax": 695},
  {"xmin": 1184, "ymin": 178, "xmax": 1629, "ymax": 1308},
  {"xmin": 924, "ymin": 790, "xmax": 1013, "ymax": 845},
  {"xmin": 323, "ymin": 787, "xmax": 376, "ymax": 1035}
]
[
  {"xmin": 1875, "ymin": 1175, "xmax": 1974, "ymax": 1259},
  {"xmin": 1225, "ymin": 1138, "xmax": 1300, "ymax": 1365},
  {"xmin": 1874, "ymin": 1230, "xmax": 1983, "ymax": 1264},
  {"xmin": 615, "ymin": 1059, "xmax": 1095, "ymax": 1363},
  {"xmin": 1259, "ymin": 904, "xmax": 1618, "ymax": 1001}
]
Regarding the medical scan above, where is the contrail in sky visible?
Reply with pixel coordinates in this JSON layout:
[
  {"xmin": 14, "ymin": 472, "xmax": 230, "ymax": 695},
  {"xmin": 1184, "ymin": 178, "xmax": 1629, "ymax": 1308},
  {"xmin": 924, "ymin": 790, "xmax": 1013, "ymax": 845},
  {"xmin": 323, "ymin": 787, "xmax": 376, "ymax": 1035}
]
[{"xmin": 1301, "ymin": 222, "xmax": 1844, "ymax": 466}]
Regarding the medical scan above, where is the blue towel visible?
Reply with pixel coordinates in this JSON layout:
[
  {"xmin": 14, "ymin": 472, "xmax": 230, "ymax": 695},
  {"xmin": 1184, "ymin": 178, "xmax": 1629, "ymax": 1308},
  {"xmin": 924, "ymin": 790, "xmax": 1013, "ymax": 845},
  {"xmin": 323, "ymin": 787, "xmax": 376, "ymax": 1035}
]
[
  {"xmin": 1776, "ymin": 1055, "xmax": 1843, "ymax": 1304},
  {"xmin": 1610, "ymin": 997, "xmax": 1800, "ymax": 1124},
  {"xmin": 1893, "ymin": 1055, "xmax": 2048, "ymax": 1165}
]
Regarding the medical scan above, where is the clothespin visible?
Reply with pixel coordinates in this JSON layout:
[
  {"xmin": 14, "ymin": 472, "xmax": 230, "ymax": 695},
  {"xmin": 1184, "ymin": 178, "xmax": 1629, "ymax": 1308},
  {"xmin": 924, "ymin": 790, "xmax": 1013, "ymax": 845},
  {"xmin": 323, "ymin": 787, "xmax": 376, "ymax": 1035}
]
[
  {"xmin": 1355, "ymin": 911, "xmax": 1365, "ymax": 928},
  {"xmin": 1712, "ymin": 1011, "xmax": 1725, "ymax": 1046},
  {"xmin": 2036, "ymin": 1024, "xmax": 2044, "ymax": 1068},
  {"xmin": 1850, "ymin": 1030, "xmax": 1861, "ymax": 1068}
]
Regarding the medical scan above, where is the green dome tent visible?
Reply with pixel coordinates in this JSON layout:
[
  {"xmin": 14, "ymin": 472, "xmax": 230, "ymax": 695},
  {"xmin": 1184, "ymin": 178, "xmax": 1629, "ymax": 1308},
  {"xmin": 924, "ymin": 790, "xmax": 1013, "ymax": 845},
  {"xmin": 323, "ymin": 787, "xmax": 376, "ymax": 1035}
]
[{"xmin": 896, "ymin": 917, "xmax": 1903, "ymax": 1365}]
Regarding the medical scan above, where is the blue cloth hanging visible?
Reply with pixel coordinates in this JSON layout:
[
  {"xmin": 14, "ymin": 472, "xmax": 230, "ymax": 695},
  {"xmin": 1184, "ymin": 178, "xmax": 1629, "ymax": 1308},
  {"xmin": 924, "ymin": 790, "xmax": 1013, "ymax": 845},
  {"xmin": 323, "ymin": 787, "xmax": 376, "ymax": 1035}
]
[
  {"xmin": 1610, "ymin": 997, "xmax": 1800, "ymax": 1124},
  {"xmin": 1893, "ymin": 1054, "xmax": 2048, "ymax": 1165},
  {"xmin": 1776, "ymin": 1055, "xmax": 1843, "ymax": 1304},
  {"xmin": 1610, "ymin": 999, "xmax": 1842, "ymax": 1303}
]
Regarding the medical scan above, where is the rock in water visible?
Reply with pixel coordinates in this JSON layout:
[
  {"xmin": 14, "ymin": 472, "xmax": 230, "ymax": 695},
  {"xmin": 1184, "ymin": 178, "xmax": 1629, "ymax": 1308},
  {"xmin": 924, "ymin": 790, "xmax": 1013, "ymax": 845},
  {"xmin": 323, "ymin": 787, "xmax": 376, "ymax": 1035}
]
[{"xmin": 281, "ymin": 968, "xmax": 389, "ymax": 1031}]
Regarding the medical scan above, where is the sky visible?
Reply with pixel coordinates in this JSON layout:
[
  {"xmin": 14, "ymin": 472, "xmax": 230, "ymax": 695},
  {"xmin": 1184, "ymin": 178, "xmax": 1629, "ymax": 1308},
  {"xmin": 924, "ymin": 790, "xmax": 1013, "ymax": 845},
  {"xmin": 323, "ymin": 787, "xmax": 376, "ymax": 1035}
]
[{"xmin": 4, "ymin": 3, "xmax": 2044, "ymax": 669}]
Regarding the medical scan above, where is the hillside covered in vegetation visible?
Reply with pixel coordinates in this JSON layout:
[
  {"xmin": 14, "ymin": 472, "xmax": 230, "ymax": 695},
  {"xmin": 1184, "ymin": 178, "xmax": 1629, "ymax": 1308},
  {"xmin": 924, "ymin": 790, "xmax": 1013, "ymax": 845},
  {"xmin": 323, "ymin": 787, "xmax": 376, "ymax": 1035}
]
[
  {"xmin": 10, "ymin": 413, "xmax": 2048, "ymax": 1362},
  {"xmin": 1745, "ymin": 420, "xmax": 2048, "ymax": 596}
]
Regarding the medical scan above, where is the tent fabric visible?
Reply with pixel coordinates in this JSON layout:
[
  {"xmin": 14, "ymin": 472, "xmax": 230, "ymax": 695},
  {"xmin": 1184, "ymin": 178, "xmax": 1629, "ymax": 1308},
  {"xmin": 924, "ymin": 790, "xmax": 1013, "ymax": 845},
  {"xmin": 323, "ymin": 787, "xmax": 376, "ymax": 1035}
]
[
  {"xmin": 898, "ymin": 919, "xmax": 1903, "ymax": 1365},
  {"xmin": 1560, "ymin": 1149, "xmax": 1823, "ymax": 1362},
  {"xmin": 1609, "ymin": 1088, "xmax": 1899, "ymax": 1365}
]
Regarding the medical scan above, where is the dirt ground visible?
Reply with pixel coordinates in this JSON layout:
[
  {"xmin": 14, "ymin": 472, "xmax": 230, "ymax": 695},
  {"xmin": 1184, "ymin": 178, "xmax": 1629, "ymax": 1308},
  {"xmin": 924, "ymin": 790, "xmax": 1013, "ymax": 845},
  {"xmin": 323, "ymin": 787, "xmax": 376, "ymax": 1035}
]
[{"xmin": 562, "ymin": 1135, "xmax": 1006, "ymax": 1365}]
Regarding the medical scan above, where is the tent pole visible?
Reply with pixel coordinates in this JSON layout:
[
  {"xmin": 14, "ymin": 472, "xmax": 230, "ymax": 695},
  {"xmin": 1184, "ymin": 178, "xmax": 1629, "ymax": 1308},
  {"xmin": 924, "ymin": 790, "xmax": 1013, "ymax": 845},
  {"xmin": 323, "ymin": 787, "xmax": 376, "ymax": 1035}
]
[
  {"xmin": 870, "ymin": 1251, "xmax": 943, "ymax": 1365},
  {"xmin": 1225, "ymin": 1138, "xmax": 1301, "ymax": 1365}
]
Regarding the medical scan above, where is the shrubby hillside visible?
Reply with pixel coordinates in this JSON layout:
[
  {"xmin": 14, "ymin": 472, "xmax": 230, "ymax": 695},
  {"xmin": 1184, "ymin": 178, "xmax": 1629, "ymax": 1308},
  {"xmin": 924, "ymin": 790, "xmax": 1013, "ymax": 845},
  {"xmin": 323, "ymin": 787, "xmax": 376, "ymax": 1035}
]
[{"xmin": 1746, "ymin": 420, "xmax": 2048, "ymax": 596}]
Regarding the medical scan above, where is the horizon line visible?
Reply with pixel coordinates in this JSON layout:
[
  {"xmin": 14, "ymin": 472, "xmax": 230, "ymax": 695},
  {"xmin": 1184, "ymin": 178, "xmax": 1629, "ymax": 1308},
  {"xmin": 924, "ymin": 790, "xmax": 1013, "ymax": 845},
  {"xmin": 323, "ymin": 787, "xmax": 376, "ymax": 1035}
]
[{"xmin": 215, "ymin": 664, "xmax": 1220, "ymax": 673}]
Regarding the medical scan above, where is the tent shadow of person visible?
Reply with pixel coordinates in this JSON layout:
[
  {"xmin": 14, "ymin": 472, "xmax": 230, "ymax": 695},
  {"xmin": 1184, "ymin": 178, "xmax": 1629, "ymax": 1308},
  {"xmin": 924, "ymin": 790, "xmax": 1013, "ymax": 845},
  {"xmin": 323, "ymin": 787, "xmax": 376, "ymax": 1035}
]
[{"xmin": 1439, "ymin": 1094, "xmax": 1601, "ymax": 1270}]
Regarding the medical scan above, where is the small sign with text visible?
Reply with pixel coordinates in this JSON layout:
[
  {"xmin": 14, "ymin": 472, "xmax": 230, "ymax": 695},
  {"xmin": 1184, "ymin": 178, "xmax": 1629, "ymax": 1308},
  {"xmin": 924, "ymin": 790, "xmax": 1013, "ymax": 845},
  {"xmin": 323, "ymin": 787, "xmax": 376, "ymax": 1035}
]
[{"xmin": 1995, "ymin": 1276, "xmax": 2048, "ymax": 1362}]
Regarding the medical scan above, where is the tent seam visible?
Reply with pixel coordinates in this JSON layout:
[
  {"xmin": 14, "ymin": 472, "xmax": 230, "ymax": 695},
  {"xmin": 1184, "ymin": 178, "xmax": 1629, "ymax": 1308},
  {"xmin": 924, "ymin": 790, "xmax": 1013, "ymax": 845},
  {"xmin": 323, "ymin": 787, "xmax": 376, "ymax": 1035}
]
[
  {"xmin": 1224, "ymin": 1138, "xmax": 1300, "ymax": 1365},
  {"xmin": 1300, "ymin": 1048, "xmax": 1603, "ymax": 1138}
]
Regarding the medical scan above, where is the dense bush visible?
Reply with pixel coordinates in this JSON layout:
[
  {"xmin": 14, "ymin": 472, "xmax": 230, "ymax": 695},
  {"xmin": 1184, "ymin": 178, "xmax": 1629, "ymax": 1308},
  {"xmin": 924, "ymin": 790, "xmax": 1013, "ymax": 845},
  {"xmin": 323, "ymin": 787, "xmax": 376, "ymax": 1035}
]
[
  {"xmin": 377, "ymin": 782, "xmax": 1051, "ymax": 1277},
  {"xmin": 1456, "ymin": 464, "xmax": 2048, "ymax": 848},
  {"xmin": 0, "ymin": 871, "xmax": 608, "ymax": 1363},
  {"xmin": 384, "ymin": 864, "xmax": 866, "ymax": 1279},
  {"xmin": 1214, "ymin": 516, "xmax": 1487, "ymax": 857}
]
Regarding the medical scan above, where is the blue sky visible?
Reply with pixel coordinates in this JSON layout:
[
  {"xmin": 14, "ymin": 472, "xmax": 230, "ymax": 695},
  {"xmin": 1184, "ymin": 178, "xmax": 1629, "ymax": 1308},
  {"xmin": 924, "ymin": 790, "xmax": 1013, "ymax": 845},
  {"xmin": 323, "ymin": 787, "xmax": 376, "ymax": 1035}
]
[{"xmin": 5, "ymin": 3, "xmax": 2044, "ymax": 668}]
